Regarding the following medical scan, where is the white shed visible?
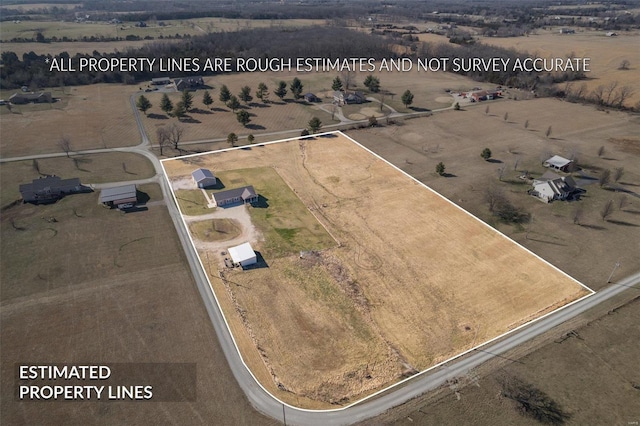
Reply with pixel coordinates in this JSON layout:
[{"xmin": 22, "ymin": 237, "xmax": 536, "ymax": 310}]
[{"xmin": 228, "ymin": 242, "xmax": 257, "ymax": 267}]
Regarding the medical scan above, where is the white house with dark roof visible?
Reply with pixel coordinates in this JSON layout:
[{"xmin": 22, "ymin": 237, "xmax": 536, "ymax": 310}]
[
  {"xmin": 192, "ymin": 168, "xmax": 217, "ymax": 188},
  {"xmin": 530, "ymin": 171, "xmax": 577, "ymax": 203}
]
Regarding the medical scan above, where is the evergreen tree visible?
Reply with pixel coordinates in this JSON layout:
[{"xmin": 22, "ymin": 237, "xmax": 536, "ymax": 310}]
[
  {"xmin": 308, "ymin": 116, "xmax": 322, "ymax": 133},
  {"xmin": 160, "ymin": 93, "xmax": 173, "ymax": 115},
  {"xmin": 226, "ymin": 95, "xmax": 240, "ymax": 112},
  {"xmin": 239, "ymin": 86, "xmax": 253, "ymax": 104},
  {"xmin": 202, "ymin": 90, "xmax": 213, "ymax": 109},
  {"xmin": 227, "ymin": 132, "xmax": 238, "ymax": 147},
  {"xmin": 236, "ymin": 110, "xmax": 251, "ymax": 127},
  {"xmin": 219, "ymin": 84, "xmax": 231, "ymax": 103},
  {"xmin": 401, "ymin": 89, "xmax": 414, "ymax": 108},
  {"xmin": 256, "ymin": 82, "xmax": 269, "ymax": 103},
  {"xmin": 364, "ymin": 75, "xmax": 380, "ymax": 92},
  {"xmin": 290, "ymin": 77, "xmax": 304, "ymax": 100},
  {"xmin": 332, "ymin": 76, "xmax": 343, "ymax": 91},
  {"xmin": 274, "ymin": 81, "xmax": 287, "ymax": 100},
  {"xmin": 136, "ymin": 95, "xmax": 152, "ymax": 115},
  {"xmin": 181, "ymin": 90, "xmax": 193, "ymax": 111},
  {"xmin": 173, "ymin": 101, "xmax": 187, "ymax": 120},
  {"xmin": 436, "ymin": 162, "xmax": 446, "ymax": 176},
  {"xmin": 481, "ymin": 148, "xmax": 492, "ymax": 160}
]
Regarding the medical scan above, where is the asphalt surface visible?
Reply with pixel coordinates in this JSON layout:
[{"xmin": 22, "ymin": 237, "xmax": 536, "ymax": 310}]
[{"xmin": 3, "ymin": 92, "xmax": 638, "ymax": 425}]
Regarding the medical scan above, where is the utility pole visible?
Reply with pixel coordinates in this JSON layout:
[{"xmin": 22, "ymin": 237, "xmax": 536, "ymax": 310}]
[
  {"xmin": 607, "ymin": 260, "xmax": 621, "ymax": 283},
  {"xmin": 282, "ymin": 403, "xmax": 286, "ymax": 426}
]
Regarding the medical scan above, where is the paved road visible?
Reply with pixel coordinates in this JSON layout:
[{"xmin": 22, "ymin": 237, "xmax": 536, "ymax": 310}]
[{"xmin": 3, "ymin": 91, "xmax": 638, "ymax": 425}]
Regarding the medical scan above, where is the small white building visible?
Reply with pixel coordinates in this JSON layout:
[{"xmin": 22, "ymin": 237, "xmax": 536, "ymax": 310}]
[
  {"xmin": 228, "ymin": 242, "xmax": 257, "ymax": 267},
  {"xmin": 543, "ymin": 155, "xmax": 573, "ymax": 173},
  {"xmin": 192, "ymin": 168, "xmax": 217, "ymax": 188}
]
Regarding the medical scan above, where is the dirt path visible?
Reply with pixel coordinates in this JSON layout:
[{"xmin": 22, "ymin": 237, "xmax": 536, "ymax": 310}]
[{"xmin": 183, "ymin": 204, "xmax": 261, "ymax": 254}]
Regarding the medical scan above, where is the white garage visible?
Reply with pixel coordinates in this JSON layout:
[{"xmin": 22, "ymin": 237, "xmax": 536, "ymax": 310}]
[{"xmin": 228, "ymin": 242, "xmax": 257, "ymax": 267}]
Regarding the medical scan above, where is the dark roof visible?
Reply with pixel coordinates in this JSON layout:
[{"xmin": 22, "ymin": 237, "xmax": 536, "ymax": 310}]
[
  {"xmin": 20, "ymin": 176, "xmax": 81, "ymax": 193},
  {"xmin": 213, "ymin": 185, "xmax": 257, "ymax": 203},
  {"xmin": 10, "ymin": 91, "xmax": 52, "ymax": 101},
  {"xmin": 191, "ymin": 168, "xmax": 215, "ymax": 182},
  {"xmin": 99, "ymin": 184, "xmax": 137, "ymax": 203}
]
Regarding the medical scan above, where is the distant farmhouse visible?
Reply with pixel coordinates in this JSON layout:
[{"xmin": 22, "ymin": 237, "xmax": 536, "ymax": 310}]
[
  {"xmin": 559, "ymin": 27, "xmax": 575, "ymax": 34},
  {"xmin": 333, "ymin": 91, "xmax": 366, "ymax": 105},
  {"xmin": 543, "ymin": 155, "xmax": 574, "ymax": 173},
  {"xmin": 192, "ymin": 168, "xmax": 217, "ymax": 188},
  {"xmin": 212, "ymin": 186, "xmax": 258, "ymax": 207},
  {"xmin": 99, "ymin": 184, "xmax": 137, "ymax": 208},
  {"xmin": 20, "ymin": 175, "xmax": 91, "ymax": 204},
  {"xmin": 9, "ymin": 91, "xmax": 52, "ymax": 105},
  {"xmin": 151, "ymin": 77, "xmax": 171, "ymax": 86},
  {"xmin": 174, "ymin": 76, "xmax": 204, "ymax": 91},
  {"xmin": 303, "ymin": 93, "xmax": 320, "ymax": 103},
  {"xmin": 530, "ymin": 172, "xmax": 578, "ymax": 203},
  {"xmin": 469, "ymin": 89, "xmax": 501, "ymax": 102},
  {"xmin": 228, "ymin": 242, "xmax": 257, "ymax": 267}
]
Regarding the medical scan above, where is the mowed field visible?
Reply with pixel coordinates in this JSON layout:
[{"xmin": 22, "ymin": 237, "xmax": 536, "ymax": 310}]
[
  {"xmin": 162, "ymin": 133, "xmax": 590, "ymax": 407},
  {"xmin": 0, "ymin": 188, "xmax": 277, "ymax": 425},
  {"xmin": 0, "ymin": 84, "xmax": 140, "ymax": 157},
  {"xmin": 351, "ymin": 98, "xmax": 640, "ymax": 290}
]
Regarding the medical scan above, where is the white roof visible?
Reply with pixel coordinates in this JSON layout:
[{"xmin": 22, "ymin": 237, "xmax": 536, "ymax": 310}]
[
  {"xmin": 545, "ymin": 155, "xmax": 572, "ymax": 168},
  {"xmin": 228, "ymin": 242, "xmax": 255, "ymax": 263}
]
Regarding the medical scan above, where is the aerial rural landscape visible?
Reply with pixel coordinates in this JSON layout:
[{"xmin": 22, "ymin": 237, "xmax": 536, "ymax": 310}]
[{"xmin": 1, "ymin": 0, "xmax": 639, "ymax": 425}]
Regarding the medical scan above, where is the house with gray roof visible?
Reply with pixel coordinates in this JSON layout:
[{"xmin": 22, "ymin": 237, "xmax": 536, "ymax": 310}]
[
  {"xmin": 9, "ymin": 91, "xmax": 52, "ymax": 104},
  {"xmin": 212, "ymin": 186, "xmax": 258, "ymax": 207},
  {"xmin": 20, "ymin": 175, "xmax": 90, "ymax": 204}
]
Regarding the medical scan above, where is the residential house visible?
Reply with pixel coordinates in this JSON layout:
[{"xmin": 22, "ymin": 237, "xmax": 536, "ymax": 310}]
[
  {"xmin": 20, "ymin": 175, "xmax": 90, "ymax": 204},
  {"xmin": 9, "ymin": 92, "xmax": 52, "ymax": 104},
  {"xmin": 530, "ymin": 171, "xmax": 577, "ymax": 203},
  {"xmin": 151, "ymin": 77, "xmax": 171, "ymax": 86},
  {"xmin": 303, "ymin": 93, "xmax": 320, "ymax": 103},
  {"xmin": 212, "ymin": 186, "xmax": 258, "ymax": 207},
  {"xmin": 174, "ymin": 76, "xmax": 204, "ymax": 91},
  {"xmin": 333, "ymin": 91, "xmax": 366, "ymax": 105}
]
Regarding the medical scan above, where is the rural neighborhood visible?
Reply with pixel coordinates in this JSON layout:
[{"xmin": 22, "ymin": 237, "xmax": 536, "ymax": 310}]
[{"xmin": 1, "ymin": 0, "xmax": 639, "ymax": 425}]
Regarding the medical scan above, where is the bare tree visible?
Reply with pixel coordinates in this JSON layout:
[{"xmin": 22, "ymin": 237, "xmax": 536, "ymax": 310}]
[
  {"xmin": 524, "ymin": 119, "xmax": 529, "ymax": 129},
  {"xmin": 497, "ymin": 165, "xmax": 506, "ymax": 181},
  {"xmin": 167, "ymin": 123, "xmax": 184, "ymax": 150},
  {"xmin": 600, "ymin": 200, "xmax": 615, "ymax": 221},
  {"xmin": 58, "ymin": 136, "xmax": 72, "ymax": 157},
  {"xmin": 611, "ymin": 167, "xmax": 624, "ymax": 184},
  {"xmin": 598, "ymin": 169, "xmax": 611, "ymax": 187},
  {"xmin": 545, "ymin": 126, "xmax": 552, "ymax": 139},
  {"xmin": 485, "ymin": 105, "xmax": 490, "ymax": 115},
  {"xmin": 597, "ymin": 145, "xmax": 605, "ymax": 157},
  {"xmin": 340, "ymin": 70, "xmax": 355, "ymax": 90},
  {"xmin": 32, "ymin": 159, "xmax": 40, "ymax": 174},
  {"xmin": 618, "ymin": 59, "xmax": 630, "ymax": 70},
  {"xmin": 604, "ymin": 81, "xmax": 619, "ymax": 106},
  {"xmin": 614, "ymin": 86, "xmax": 634, "ymax": 108},
  {"xmin": 591, "ymin": 85, "xmax": 605, "ymax": 105},
  {"xmin": 503, "ymin": 112, "xmax": 509, "ymax": 121},
  {"xmin": 513, "ymin": 157, "xmax": 520, "ymax": 171},
  {"xmin": 484, "ymin": 184, "xmax": 505, "ymax": 213},
  {"xmin": 156, "ymin": 126, "xmax": 171, "ymax": 156},
  {"xmin": 572, "ymin": 205, "xmax": 584, "ymax": 225},
  {"xmin": 618, "ymin": 194, "xmax": 628, "ymax": 210}
]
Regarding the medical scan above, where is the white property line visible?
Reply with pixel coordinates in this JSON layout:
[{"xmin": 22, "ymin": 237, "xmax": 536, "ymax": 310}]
[{"xmin": 159, "ymin": 130, "xmax": 595, "ymax": 414}]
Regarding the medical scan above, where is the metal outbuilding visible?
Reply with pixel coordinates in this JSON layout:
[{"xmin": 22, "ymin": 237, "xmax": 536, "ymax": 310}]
[
  {"xmin": 228, "ymin": 242, "xmax": 257, "ymax": 267},
  {"xmin": 99, "ymin": 184, "xmax": 137, "ymax": 207}
]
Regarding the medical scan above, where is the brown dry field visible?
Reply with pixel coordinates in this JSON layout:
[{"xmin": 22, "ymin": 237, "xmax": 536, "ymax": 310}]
[
  {"xmin": 350, "ymin": 97, "xmax": 640, "ymax": 290},
  {"xmin": 479, "ymin": 29, "xmax": 640, "ymax": 106},
  {"xmin": 413, "ymin": 28, "xmax": 640, "ymax": 106},
  {"xmin": 0, "ymin": 189, "xmax": 277, "ymax": 426},
  {"xmin": 375, "ymin": 295, "xmax": 640, "ymax": 426},
  {"xmin": 0, "ymin": 40, "xmax": 160, "ymax": 56},
  {"xmin": 163, "ymin": 133, "xmax": 590, "ymax": 407},
  {"xmin": 0, "ymin": 84, "xmax": 140, "ymax": 157}
]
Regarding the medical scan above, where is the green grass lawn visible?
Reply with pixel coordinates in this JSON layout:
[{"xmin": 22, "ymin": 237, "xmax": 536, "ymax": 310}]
[
  {"xmin": 215, "ymin": 167, "xmax": 336, "ymax": 258},
  {"xmin": 174, "ymin": 189, "xmax": 210, "ymax": 216}
]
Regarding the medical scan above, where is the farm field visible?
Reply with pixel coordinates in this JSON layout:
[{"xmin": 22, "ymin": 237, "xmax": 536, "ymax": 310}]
[
  {"xmin": 0, "ymin": 189, "xmax": 277, "ymax": 426},
  {"xmin": 0, "ymin": 17, "xmax": 326, "ymax": 42},
  {"xmin": 377, "ymin": 295, "xmax": 640, "ymax": 426},
  {"xmin": 0, "ymin": 40, "xmax": 160, "ymax": 56},
  {"xmin": 350, "ymin": 97, "xmax": 640, "ymax": 290},
  {"xmin": 0, "ymin": 84, "xmax": 140, "ymax": 157},
  {"xmin": 162, "ymin": 133, "xmax": 590, "ymax": 407},
  {"xmin": 479, "ymin": 28, "xmax": 640, "ymax": 106}
]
